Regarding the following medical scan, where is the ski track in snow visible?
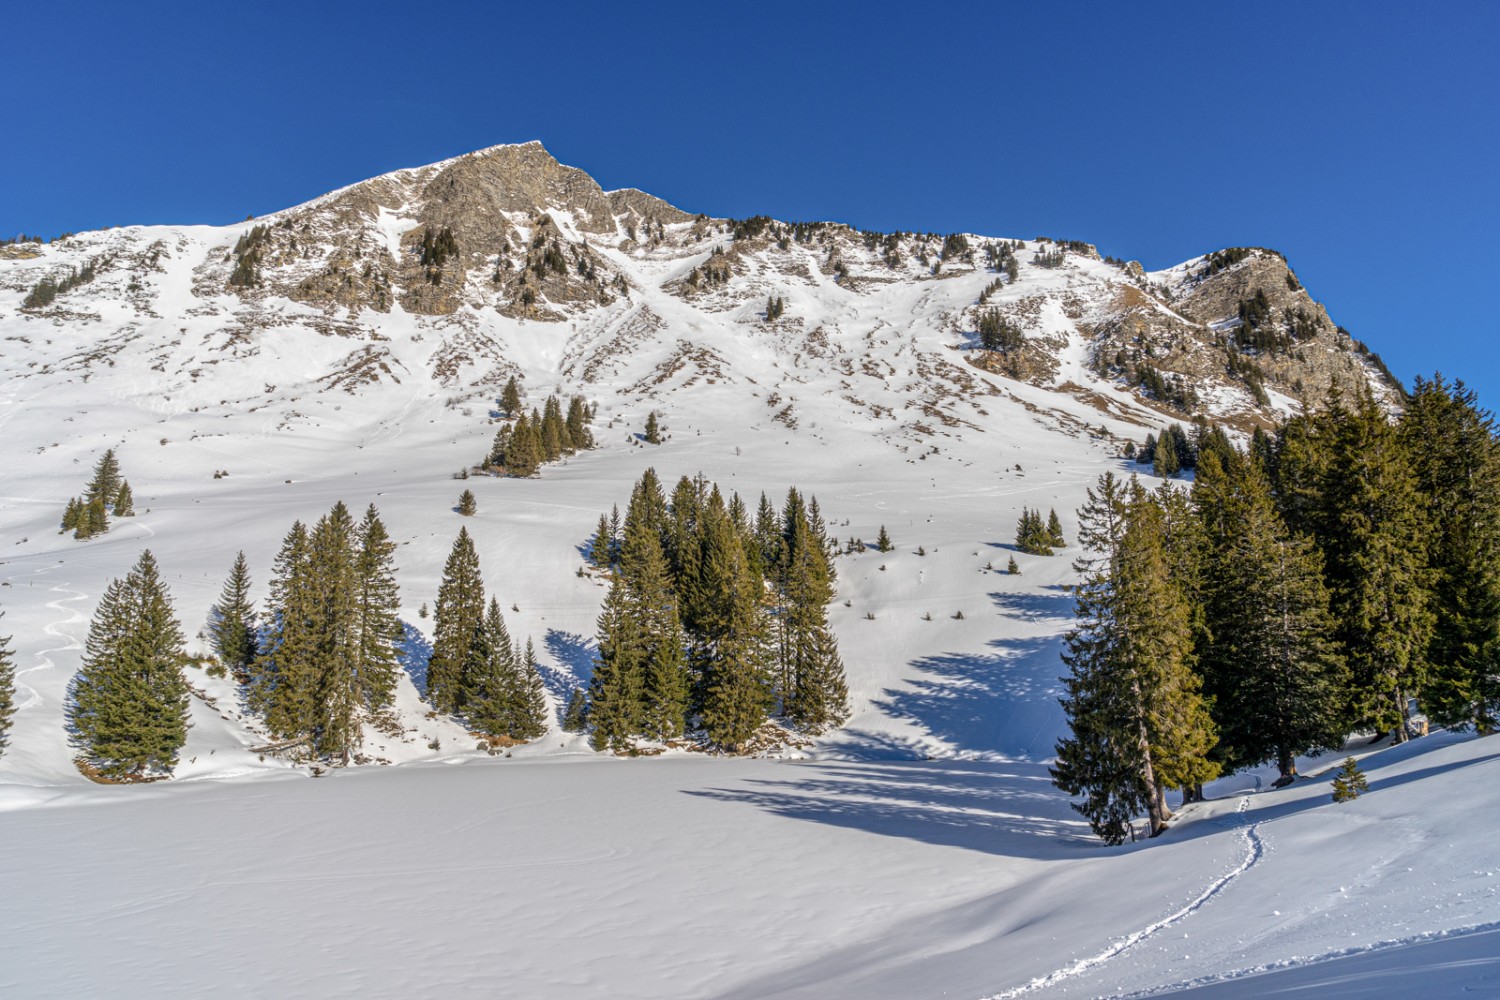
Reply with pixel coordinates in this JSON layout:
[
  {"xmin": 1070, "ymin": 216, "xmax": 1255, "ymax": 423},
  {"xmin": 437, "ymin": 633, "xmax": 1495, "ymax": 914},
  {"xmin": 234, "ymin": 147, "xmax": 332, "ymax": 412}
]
[
  {"xmin": 988, "ymin": 785, "xmax": 1266, "ymax": 999},
  {"xmin": 15, "ymin": 577, "xmax": 89, "ymax": 713}
]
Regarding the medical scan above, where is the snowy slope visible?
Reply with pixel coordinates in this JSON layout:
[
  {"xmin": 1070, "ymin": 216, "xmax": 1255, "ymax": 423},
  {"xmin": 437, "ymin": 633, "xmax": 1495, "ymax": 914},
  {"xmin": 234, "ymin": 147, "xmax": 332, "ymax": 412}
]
[{"xmin": 0, "ymin": 143, "xmax": 1488, "ymax": 998}]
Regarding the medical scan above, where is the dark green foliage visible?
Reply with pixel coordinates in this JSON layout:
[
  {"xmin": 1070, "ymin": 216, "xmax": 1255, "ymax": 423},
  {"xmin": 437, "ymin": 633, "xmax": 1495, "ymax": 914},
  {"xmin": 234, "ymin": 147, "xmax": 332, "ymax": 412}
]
[
  {"xmin": 590, "ymin": 514, "xmax": 612, "ymax": 568},
  {"xmin": 68, "ymin": 551, "xmax": 189, "ymax": 779},
  {"xmin": 23, "ymin": 256, "xmax": 103, "ymax": 308},
  {"xmin": 500, "ymin": 376, "xmax": 523, "ymax": 418},
  {"xmin": 693, "ymin": 492, "xmax": 773, "ymax": 749},
  {"xmin": 464, "ymin": 599, "xmax": 523, "ymax": 739},
  {"xmin": 1052, "ymin": 474, "xmax": 1219, "ymax": 843},
  {"xmin": 228, "ymin": 225, "xmax": 270, "ymax": 288},
  {"xmin": 765, "ymin": 295, "xmax": 786, "ymax": 322},
  {"xmin": 1007, "ymin": 555, "xmax": 1020, "ymax": 575},
  {"xmin": 420, "ymin": 226, "xmax": 459, "ymax": 269},
  {"xmin": 458, "ymin": 489, "xmax": 477, "ymax": 516},
  {"xmin": 1046, "ymin": 509, "xmax": 1065, "ymax": 548},
  {"xmin": 429, "ymin": 527, "xmax": 484, "ymax": 715},
  {"xmin": 0, "ymin": 615, "xmax": 14, "ymax": 755},
  {"xmin": 75, "ymin": 497, "xmax": 109, "ymax": 540},
  {"xmin": 61, "ymin": 497, "xmax": 82, "ymax": 534},
  {"xmin": 562, "ymin": 688, "xmax": 588, "ymax": 732},
  {"xmin": 112, "ymin": 481, "xmax": 135, "ymax": 517},
  {"xmin": 210, "ymin": 552, "xmax": 258, "ymax": 675},
  {"xmin": 644, "ymin": 411, "xmax": 662, "ymax": 445},
  {"xmin": 876, "ymin": 525, "xmax": 892, "ymax": 553},
  {"xmin": 85, "ymin": 449, "xmax": 123, "ymax": 505},
  {"xmin": 1401, "ymin": 375, "xmax": 1500, "ymax": 731},
  {"xmin": 1193, "ymin": 452, "xmax": 1348, "ymax": 778},
  {"xmin": 488, "ymin": 392, "xmax": 594, "ymax": 476},
  {"xmin": 1331, "ymin": 757, "xmax": 1369, "ymax": 802},
  {"xmin": 254, "ymin": 504, "xmax": 404, "ymax": 760},
  {"xmin": 1154, "ymin": 426, "xmax": 1181, "ymax": 478},
  {"xmin": 1134, "ymin": 365, "xmax": 1199, "ymax": 413},
  {"xmin": 1015, "ymin": 507, "xmax": 1055, "ymax": 556},
  {"xmin": 977, "ymin": 309, "xmax": 1025, "ymax": 352}
]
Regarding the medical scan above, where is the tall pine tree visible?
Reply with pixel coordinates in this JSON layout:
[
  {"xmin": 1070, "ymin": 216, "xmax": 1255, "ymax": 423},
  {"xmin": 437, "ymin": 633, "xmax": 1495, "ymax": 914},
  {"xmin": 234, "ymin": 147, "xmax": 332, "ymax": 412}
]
[
  {"xmin": 210, "ymin": 551, "xmax": 258, "ymax": 675},
  {"xmin": 68, "ymin": 551, "xmax": 189, "ymax": 779},
  {"xmin": 429, "ymin": 527, "xmax": 485, "ymax": 714}
]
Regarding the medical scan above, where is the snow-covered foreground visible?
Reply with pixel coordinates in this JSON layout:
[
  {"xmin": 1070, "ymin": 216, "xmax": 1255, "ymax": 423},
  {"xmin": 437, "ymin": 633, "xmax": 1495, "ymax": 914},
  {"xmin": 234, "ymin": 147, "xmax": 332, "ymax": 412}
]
[{"xmin": 0, "ymin": 731, "xmax": 1495, "ymax": 998}]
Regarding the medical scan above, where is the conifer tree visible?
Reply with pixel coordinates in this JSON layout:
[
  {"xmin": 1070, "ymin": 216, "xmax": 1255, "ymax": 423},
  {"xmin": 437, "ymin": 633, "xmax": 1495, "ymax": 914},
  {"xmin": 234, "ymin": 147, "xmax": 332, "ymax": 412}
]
[
  {"xmin": 1194, "ymin": 453, "xmax": 1347, "ymax": 778},
  {"xmin": 84, "ymin": 449, "xmax": 122, "ymax": 505},
  {"xmin": 1047, "ymin": 508, "xmax": 1065, "ymax": 548},
  {"xmin": 590, "ymin": 514, "xmax": 612, "ymax": 568},
  {"xmin": 1008, "ymin": 556, "xmax": 1020, "ymax": 574},
  {"xmin": 541, "ymin": 396, "xmax": 565, "ymax": 461},
  {"xmin": 505, "ymin": 413, "xmax": 542, "ymax": 477},
  {"xmin": 692, "ymin": 494, "xmax": 773, "ymax": 750},
  {"xmin": 1331, "ymin": 756, "xmax": 1369, "ymax": 802},
  {"xmin": 876, "ymin": 525, "xmax": 892, "ymax": 553},
  {"xmin": 626, "ymin": 518, "xmax": 690, "ymax": 741},
  {"xmin": 589, "ymin": 571, "xmax": 645, "ymax": 750},
  {"xmin": 776, "ymin": 488, "xmax": 846, "ymax": 730},
  {"xmin": 113, "ymin": 481, "xmax": 135, "ymax": 517},
  {"xmin": 0, "ymin": 615, "xmax": 14, "ymax": 755},
  {"xmin": 68, "ymin": 551, "xmax": 189, "ymax": 779},
  {"xmin": 352, "ymin": 505, "xmax": 402, "ymax": 713},
  {"xmin": 304, "ymin": 503, "xmax": 361, "ymax": 760},
  {"xmin": 429, "ymin": 527, "xmax": 485, "ymax": 714},
  {"xmin": 500, "ymin": 376, "xmax": 523, "ymax": 418},
  {"xmin": 644, "ymin": 411, "xmax": 662, "ymax": 445},
  {"xmin": 253, "ymin": 521, "xmax": 313, "ymax": 732},
  {"xmin": 1153, "ymin": 428, "xmax": 1180, "ymax": 478},
  {"xmin": 566, "ymin": 395, "xmax": 593, "ymax": 450},
  {"xmin": 467, "ymin": 598, "xmax": 520, "ymax": 739},
  {"xmin": 562, "ymin": 688, "xmax": 588, "ymax": 732},
  {"xmin": 75, "ymin": 497, "xmax": 108, "ymax": 540},
  {"xmin": 1319, "ymin": 390, "xmax": 1433, "ymax": 740},
  {"xmin": 458, "ymin": 489, "xmax": 477, "ymax": 516},
  {"xmin": 61, "ymin": 497, "xmax": 82, "ymax": 534},
  {"xmin": 210, "ymin": 551, "xmax": 258, "ymax": 675},
  {"xmin": 1402, "ymin": 375, "xmax": 1500, "ymax": 731},
  {"xmin": 514, "ymin": 637, "xmax": 548, "ymax": 740},
  {"xmin": 1052, "ymin": 474, "xmax": 1218, "ymax": 843}
]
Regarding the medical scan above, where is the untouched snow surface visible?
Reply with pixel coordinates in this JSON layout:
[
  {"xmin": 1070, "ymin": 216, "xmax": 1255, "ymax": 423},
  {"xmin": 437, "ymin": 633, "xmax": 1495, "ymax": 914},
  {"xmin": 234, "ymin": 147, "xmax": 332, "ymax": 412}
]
[{"xmin": 0, "ymin": 163, "xmax": 1494, "ymax": 995}]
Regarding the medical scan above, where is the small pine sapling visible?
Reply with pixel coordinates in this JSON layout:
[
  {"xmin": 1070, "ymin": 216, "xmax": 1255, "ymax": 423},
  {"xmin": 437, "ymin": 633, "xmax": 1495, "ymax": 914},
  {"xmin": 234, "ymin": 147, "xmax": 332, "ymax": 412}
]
[
  {"xmin": 1007, "ymin": 555, "xmax": 1020, "ymax": 575},
  {"xmin": 458, "ymin": 489, "xmax": 477, "ymax": 516},
  {"xmin": 1331, "ymin": 757, "xmax": 1370, "ymax": 802},
  {"xmin": 876, "ymin": 525, "xmax": 892, "ymax": 553},
  {"xmin": 113, "ymin": 481, "xmax": 135, "ymax": 517}
]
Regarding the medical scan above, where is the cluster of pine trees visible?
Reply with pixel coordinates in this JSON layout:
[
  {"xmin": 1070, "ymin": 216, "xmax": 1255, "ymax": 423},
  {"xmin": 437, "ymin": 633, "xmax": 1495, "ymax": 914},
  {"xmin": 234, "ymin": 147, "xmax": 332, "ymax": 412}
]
[
  {"xmin": 584, "ymin": 470, "xmax": 849, "ymax": 752},
  {"xmin": 1054, "ymin": 378, "xmax": 1500, "ymax": 844},
  {"xmin": 61, "ymin": 449, "xmax": 134, "ymax": 540},
  {"xmin": 977, "ymin": 309, "xmax": 1025, "ymax": 353},
  {"xmin": 22, "ymin": 256, "xmax": 103, "ymax": 309},
  {"xmin": 426, "ymin": 527, "xmax": 550, "ymax": 742},
  {"xmin": 486, "ymin": 389, "xmax": 595, "ymax": 478},
  {"xmin": 246, "ymin": 503, "xmax": 404, "ymax": 762},
  {"xmin": 1015, "ymin": 507, "xmax": 1065, "ymax": 556},
  {"xmin": 765, "ymin": 295, "xmax": 786, "ymax": 322}
]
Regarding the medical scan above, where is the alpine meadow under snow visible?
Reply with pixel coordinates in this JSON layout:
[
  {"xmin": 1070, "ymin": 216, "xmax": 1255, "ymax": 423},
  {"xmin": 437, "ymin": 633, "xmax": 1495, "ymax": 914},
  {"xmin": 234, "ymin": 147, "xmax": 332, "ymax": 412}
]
[{"xmin": 0, "ymin": 143, "xmax": 1496, "ymax": 998}]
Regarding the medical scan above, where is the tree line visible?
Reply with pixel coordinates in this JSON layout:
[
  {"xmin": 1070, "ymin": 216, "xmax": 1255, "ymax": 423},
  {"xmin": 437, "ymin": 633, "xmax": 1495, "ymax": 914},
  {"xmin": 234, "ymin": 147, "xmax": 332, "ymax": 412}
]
[
  {"xmin": 1054, "ymin": 377, "xmax": 1500, "ymax": 844},
  {"xmin": 583, "ymin": 470, "xmax": 850, "ymax": 752}
]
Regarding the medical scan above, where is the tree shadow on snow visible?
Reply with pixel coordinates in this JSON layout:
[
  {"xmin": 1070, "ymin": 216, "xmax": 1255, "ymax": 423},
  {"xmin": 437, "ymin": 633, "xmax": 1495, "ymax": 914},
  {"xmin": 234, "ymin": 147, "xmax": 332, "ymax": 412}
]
[
  {"xmin": 397, "ymin": 622, "xmax": 432, "ymax": 698},
  {"xmin": 543, "ymin": 629, "xmax": 596, "ymax": 698},
  {"xmin": 686, "ymin": 758, "xmax": 1095, "ymax": 859},
  {"xmin": 852, "ymin": 589, "xmax": 1074, "ymax": 762}
]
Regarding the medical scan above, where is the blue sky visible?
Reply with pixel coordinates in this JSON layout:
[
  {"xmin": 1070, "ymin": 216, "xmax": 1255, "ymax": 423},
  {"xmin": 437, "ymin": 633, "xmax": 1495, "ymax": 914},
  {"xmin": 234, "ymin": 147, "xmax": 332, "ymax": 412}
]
[{"xmin": 4, "ymin": 2, "xmax": 1497, "ymax": 409}]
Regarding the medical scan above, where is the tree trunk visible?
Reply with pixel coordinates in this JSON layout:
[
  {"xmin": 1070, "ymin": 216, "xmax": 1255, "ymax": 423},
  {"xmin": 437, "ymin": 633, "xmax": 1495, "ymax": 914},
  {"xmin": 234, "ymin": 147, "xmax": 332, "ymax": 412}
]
[
  {"xmin": 1277, "ymin": 747, "xmax": 1297, "ymax": 779},
  {"xmin": 1392, "ymin": 685, "xmax": 1409, "ymax": 744},
  {"xmin": 1155, "ymin": 780, "xmax": 1173, "ymax": 824}
]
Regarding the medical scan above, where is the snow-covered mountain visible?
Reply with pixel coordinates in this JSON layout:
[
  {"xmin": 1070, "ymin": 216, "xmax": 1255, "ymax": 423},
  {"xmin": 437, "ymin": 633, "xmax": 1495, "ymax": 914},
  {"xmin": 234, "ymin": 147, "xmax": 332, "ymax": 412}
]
[{"xmin": 2, "ymin": 143, "xmax": 1490, "ymax": 1000}]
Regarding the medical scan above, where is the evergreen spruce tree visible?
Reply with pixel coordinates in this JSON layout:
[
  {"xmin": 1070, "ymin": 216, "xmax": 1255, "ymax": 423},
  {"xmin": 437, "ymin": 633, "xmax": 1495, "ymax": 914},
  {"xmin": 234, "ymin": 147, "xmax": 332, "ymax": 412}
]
[
  {"xmin": 505, "ymin": 413, "xmax": 542, "ymax": 477},
  {"xmin": 566, "ymin": 395, "xmax": 593, "ymax": 451},
  {"xmin": 622, "ymin": 518, "xmax": 690, "ymax": 741},
  {"xmin": 692, "ymin": 494, "xmax": 773, "ymax": 750},
  {"xmin": 590, "ymin": 513, "xmax": 612, "ymax": 568},
  {"xmin": 84, "ymin": 449, "xmax": 122, "ymax": 505},
  {"xmin": 644, "ymin": 410, "xmax": 662, "ymax": 445},
  {"xmin": 210, "ymin": 551, "xmax": 258, "ymax": 675},
  {"xmin": 589, "ymin": 571, "xmax": 645, "ymax": 750},
  {"xmin": 68, "ymin": 551, "xmax": 189, "ymax": 778},
  {"xmin": 500, "ymin": 376, "xmax": 523, "ymax": 418},
  {"xmin": 1319, "ymin": 390, "xmax": 1434, "ymax": 740},
  {"xmin": 514, "ymin": 637, "xmax": 548, "ymax": 740},
  {"xmin": 876, "ymin": 525, "xmax": 892, "ymax": 553},
  {"xmin": 1052, "ymin": 474, "xmax": 1218, "ymax": 843},
  {"xmin": 76, "ymin": 497, "xmax": 108, "ymax": 540},
  {"xmin": 61, "ymin": 497, "xmax": 82, "ymax": 534},
  {"xmin": 113, "ymin": 481, "xmax": 135, "ymax": 517},
  {"xmin": 305, "ymin": 503, "xmax": 361, "ymax": 760},
  {"xmin": 458, "ymin": 489, "xmax": 477, "ymax": 516},
  {"xmin": 1007, "ymin": 555, "xmax": 1020, "ymax": 574},
  {"xmin": 540, "ymin": 396, "xmax": 566, "ymax": 461},
  {"xmin": 1330, "ymin": 756, "xmax": 1369, "ymax": 802},
  {"xmin": 562, "ymin": 688, "xmax": 588, "ymax": 732},
  {"xmin": 429, "ymin": 527, "xmax": 485, "ymax": 714},
  {"xmin": 352, "ymin": 505, "xmax": 402, "ymax": 713},
  {"xmin": 776, "ymin": 488, "xmax": 846, "ymax": 730},
  {"xmin": 1153, "ymin": 428, "xmax": 1181, "ymax": 478},
  {"xmin": 1402, "ymin": 375, "xmax": 1500, "ymax": 731},
  {"xmin": 467, "ymin": 599, "xmax": 520, "ymax": 739},
  {"xmin": 0, "ymin": 615, "xmax": 14, "ymax": 755},
  {"xmin": 253, "ymin": 521, "xmax": 315, "ymax": 735},
  {"xmin": 1194, "ymin": 453, "xmax": 1347, "ymax": 779},
  {"xmin": 1047, "ymin": 508, "xmax": 1065, "ymax": 548}
]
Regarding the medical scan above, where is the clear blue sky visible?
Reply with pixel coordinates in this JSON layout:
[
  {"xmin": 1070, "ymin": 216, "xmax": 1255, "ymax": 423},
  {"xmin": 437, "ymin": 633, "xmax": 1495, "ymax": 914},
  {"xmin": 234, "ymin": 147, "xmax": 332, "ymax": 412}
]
[{"xmin": 4, "ymin": 2, "xmax": 1497, "ymax": 409}]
